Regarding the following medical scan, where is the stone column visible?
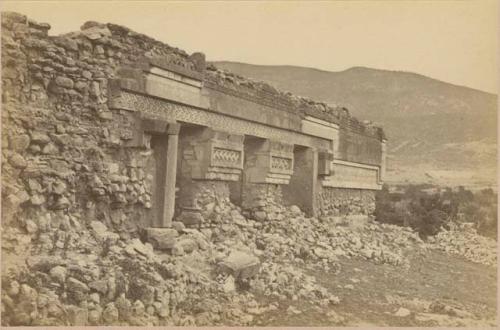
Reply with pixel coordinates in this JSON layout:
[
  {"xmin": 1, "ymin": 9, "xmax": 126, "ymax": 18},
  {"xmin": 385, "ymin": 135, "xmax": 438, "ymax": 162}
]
[
  {"xmin": 380, "ymin": 139, "xmax": 387, "ymax": 183},
  {"xmin": 240, "ymin": 138, "xmax": 295, "ymax": 220},
  {"xmin": 176, "ymin": 126, "xmax": 245, "ymax": 226},
  {"xmin": 160, "ymin": 123, "xmax": 180, "ymax": 228},
  {"xmin": 143, "ymin": 121, "xmax": 180, "ymax": 251},
  {"xmin": 282, "ymin": 146, "xmax": 318, "ymax": 217}
]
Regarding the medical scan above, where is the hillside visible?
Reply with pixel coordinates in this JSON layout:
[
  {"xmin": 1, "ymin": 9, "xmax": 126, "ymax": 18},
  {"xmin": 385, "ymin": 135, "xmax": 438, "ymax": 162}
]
[{"xmin": 212, "ymin": 62, "xmax": 497, "ymax": 187}]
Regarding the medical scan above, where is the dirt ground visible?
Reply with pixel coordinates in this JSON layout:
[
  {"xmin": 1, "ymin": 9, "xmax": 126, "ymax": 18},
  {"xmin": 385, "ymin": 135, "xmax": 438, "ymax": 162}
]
[{"xmin": 252, "ymin": 249, "xmax": 497, "ymax": 327}]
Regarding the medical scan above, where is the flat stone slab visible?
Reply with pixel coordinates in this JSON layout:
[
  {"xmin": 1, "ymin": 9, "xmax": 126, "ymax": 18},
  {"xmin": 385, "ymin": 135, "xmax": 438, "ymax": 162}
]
[
  {"xmin": 144, "ymin": 227, "xmax": 178, "ymax": 250},
  {"xmin": 177, "ymin": 210, "xmax": 204, "ymax": 226},
  {"xmin": 218, "ymin": 250, "xmax": 260, "ymax": 280}
]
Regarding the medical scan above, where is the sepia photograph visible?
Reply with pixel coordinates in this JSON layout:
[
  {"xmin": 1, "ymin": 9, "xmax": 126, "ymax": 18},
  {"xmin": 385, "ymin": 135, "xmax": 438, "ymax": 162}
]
[{"xmin": 0, "ymin": 0, "xmax": 497, "ymax": 327}]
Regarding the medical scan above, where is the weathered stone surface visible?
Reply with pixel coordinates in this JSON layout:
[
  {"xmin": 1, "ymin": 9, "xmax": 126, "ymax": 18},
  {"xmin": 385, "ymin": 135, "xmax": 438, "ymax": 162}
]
[
  {"xmin": 6, "ymin": 280, "xmax": 20, "ymax": 297},
  {"xmin": 175, "ymin": 238, "xmax": 198, "ymax": 254},
  {"xmin": 88, "ymin": 308, "xmax": 102, "ymax": 325},
  {"xmin": 395, "ymin": 307, "xmax": 411, "ymax": 317},
  {"xmin": 55, "ymin": 76, "xmax": 74, "ymax": 89},
  {"xmin": 144, "ymin": 227, "xmax": 178, "ymax": 250},
  {"xmin": 9, "ymin": 134, "xmax": 30, "ymax": 151},
  {"xmin": 9, "ymin": 153, "xmax": 27, "ymax": 168},
  {"xmin": 177, "ymin": 210, "xmax": 204, "ymax": 226},
  {"xmin": 218, "ymin": 250, "xmax": 260, "ymax": 280},
  {"xmin": 49, "ymin": 265, "xmax": 67, "ymax": 283},
  {"xmin": 429, "ymin": 222, "xmax": 497, "ymax": 266},
  {"xmin": 29, "ymin": 131, "xmax": 50, "ymax": 144},
  {"xmin": 172, "ymin": 244, "xmax": 185, "ymax": 256},
  {"xmin": 89, "ymin": 280, "xmax": 108, "ymax": 295},
  {"xmin": 171, "ymin": 221, "xmax": 185, "ymax": 233},
  {"xmin": 289, "ymin": 205, "xmax": 301, "ymax": 214},
  {"xmin": 222, "ymin": 275, "xmax": 236, "ymax": 293},
  {"xmin": 318, "ymin": 187, "xmax": 376, "ymax": 217},
  {"xmin": 67, "ymin": 305, "xmax": 88, "ymax": 325},
  {"xmin": 115, "ymin": 294, "xmax": 131, "ymax": 321},
  {"xmin": 67, "ymin": 277, "xmax": 90, "ymax": 293},
  {"xmin": 253, "ymin": 211, "xmax": 267, "ymax": 222},
  {"xmin": 102, "ymin": 302, "xmax": 119, "ymax": 324}
]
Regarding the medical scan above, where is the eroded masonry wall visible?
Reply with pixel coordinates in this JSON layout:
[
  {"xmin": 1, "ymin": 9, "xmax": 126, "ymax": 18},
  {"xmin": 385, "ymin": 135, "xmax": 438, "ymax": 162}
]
[
  {"xmin": 1, "ymin": 12, "xmax": 203, "ymax": 250},
  {"xmin": 1, "ymin": 10, "xmax": 384, "ymax": 252},
  {"xmin": 0, "ymin": 11, "xmax": 388, "ymax": 328},
  {"xmin": 317, "ymin": 187, "xmax": 376, "ymax": 217},
  {"xmin": 337, "ymin": 128, "xmax": 383, "ymax": 166}
]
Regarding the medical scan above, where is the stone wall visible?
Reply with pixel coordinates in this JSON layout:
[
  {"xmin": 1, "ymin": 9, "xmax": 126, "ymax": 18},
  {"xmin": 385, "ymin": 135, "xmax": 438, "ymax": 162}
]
[
  {"xmin": 1, "ymin": 12, "xmax": 204, "ymax": 240},
  {"xmin": 241, "ymin": 183, "xmax": 285, "ymax": 222},
  {"xmin": 2, "ymin": 11, "xmax": 386, "ymax": 246},
  {"xmin": 317, "ymin": 187, "xmax": 376, "ymax": 217},
  {"xmin": 338, "ymin": 128, "xmax": 383, "ymax": 166},
  {"xmin": 176, "ymin": 180, "xmax": 232, "ymax": 226}
]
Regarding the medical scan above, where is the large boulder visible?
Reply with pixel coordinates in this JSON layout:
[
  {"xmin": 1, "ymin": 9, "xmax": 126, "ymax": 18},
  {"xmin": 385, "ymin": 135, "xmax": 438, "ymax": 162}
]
[
  {"xmin": 144, "ymin": 228, "xmax": 178, "ymax": 250},
  {"xmin": 218, "ymin": 250, "xmax": 260, "ymax": 280},
  {"xmin": 177, "ymin": 210, "xmax": 204, "ymax": 226}
]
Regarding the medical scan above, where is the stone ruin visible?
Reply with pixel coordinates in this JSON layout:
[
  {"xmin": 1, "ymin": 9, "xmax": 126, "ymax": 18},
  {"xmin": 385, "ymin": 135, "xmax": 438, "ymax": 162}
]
[
  {"xmin": 2, "ymin": 11, "xmax": 387, "ymax": 244},
  {"xmin": 0, "ymin": 12, "xmax": 394, "ymax": 326}
]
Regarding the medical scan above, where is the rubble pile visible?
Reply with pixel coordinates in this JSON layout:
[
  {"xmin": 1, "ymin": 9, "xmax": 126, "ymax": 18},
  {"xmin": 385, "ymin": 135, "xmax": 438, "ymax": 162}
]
[
  {"xmin": 3, "ymin": 191, "xmax": 496, "ymax": 327},
  {"xmin": 244, "ymin": 206, "xmax": 423, "ymax": 270},
  {"xmin": 428, "ymin": 223, "xmax": 497, "ymax": 266},
  {"xmin": 1, "ymin": 223, "xmax": 268, "ymax": 326},
  {"xmin": 195, "ymin": 184, "xmax": 423, "ymax": 267},
  {"xmin": 2, "ymin": 193, "xmax": 432, "ymax": 326}
]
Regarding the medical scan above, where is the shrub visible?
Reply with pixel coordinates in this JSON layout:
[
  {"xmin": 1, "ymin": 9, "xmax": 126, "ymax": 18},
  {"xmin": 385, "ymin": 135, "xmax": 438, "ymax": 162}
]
[{"xmin": 374, "ymin": 184, "xmax": 497, "ymax": 240}]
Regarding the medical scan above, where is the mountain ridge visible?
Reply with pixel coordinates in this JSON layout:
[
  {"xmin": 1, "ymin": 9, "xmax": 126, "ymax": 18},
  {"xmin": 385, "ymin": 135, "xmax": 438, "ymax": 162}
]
[
  {"xmin": 211, "ymin": 61, "xmax": 497, "ymax": 187},
  {"xmin": 212, "ymin": 61, "xmax": 497, "ymax": 96}
]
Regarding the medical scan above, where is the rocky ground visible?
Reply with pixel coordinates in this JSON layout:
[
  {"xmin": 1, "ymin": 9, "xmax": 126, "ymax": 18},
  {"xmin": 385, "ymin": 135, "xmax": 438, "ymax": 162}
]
[{"xmin": 1, "ymin": 198, "xmax": 497, "ymax": 326}]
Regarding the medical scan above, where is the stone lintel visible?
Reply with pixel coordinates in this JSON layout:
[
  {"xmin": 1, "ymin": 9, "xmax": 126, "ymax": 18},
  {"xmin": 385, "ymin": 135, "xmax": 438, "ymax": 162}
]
[
  {"xmin": 142, "ymin": 117, "xmax": 168, "ymax": 134},
  {"xmin": 166, "ymin": 122, "xmax": 181, "ymax": 135}
]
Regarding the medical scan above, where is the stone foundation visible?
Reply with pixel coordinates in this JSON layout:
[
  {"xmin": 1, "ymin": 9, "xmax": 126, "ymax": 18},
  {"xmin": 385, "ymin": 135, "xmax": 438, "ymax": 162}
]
[
  {"xmin": 317, "ymin": 187, "xmax": 376, "ymax": 217},
  {"xmin": 175, "ymin": 180, "xmax": 235, "ymax": 226},
  {"xmin": 241, "ymin": 183, "xmax": 285, "ymax": 221}
]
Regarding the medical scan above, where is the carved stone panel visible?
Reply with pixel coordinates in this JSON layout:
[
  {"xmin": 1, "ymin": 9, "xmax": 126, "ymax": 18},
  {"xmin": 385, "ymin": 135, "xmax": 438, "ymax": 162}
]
[
  {"xmin": 179, "ymin": 127, "xmax": 244, "ymax": 182},
  {"xmin": 244, "ymin": 139, "xmax": 294, "ymax": 185},
  {"xmin": 212, "ymin": 147, "xmax": 242, "ymax": 168},
  {"xmin": 270, "ymin": 156, "xmax": 293, "ymax": 172},
  {"xmin": 111, "ymin": 91, "xmax": 332, "ymax": 150}
]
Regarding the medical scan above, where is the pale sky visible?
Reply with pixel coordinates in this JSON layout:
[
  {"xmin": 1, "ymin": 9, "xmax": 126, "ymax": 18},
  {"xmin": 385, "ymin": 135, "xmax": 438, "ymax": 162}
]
[{"xmin": 2, "ymin": 0, "xmax": 498, "ymax": 93}]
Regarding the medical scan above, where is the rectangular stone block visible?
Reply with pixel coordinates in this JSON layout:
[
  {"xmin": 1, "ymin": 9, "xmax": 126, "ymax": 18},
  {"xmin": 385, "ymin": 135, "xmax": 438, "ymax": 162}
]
[
  {"xmin": 318, "ymin": 150, "xmax": 334, "ymax": 176},
  {"xmin": 218, "ymin": 250, "xmax": 260, "ymax": 280},
  {"xmin": 144, "ymin": 227, "xmax": 178, "ymax": 250}
]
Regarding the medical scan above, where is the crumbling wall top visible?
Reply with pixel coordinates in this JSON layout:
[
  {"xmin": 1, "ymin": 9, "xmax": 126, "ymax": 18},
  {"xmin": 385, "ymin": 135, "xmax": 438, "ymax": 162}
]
[{"xmin": 1, "ymin": 11, "xmax": 385, "ymax": 141}]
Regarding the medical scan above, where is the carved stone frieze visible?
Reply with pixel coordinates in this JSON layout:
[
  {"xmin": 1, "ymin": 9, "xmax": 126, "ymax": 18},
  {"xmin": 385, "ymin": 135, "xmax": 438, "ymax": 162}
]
[{"xmin": 110, "ymin": 91, "xmax": 332, "ymax": 150}]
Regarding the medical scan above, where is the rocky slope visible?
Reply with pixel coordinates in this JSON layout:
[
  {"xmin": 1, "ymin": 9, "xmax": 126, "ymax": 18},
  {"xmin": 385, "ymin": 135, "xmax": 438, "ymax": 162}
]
[
  {"xmin": 212, "ymin": 62, "xmax": 497, "ymax": 186},
  {"xmin": 2, "ymin": 194, "xmax": 496, "ymax": 326}
]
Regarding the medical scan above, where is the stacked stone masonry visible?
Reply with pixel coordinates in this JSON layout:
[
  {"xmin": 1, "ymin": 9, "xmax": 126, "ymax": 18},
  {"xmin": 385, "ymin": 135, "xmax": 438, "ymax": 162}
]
[{"xmin": 1, "ymin": 11, "xmax": 386, "ymax": 241}]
